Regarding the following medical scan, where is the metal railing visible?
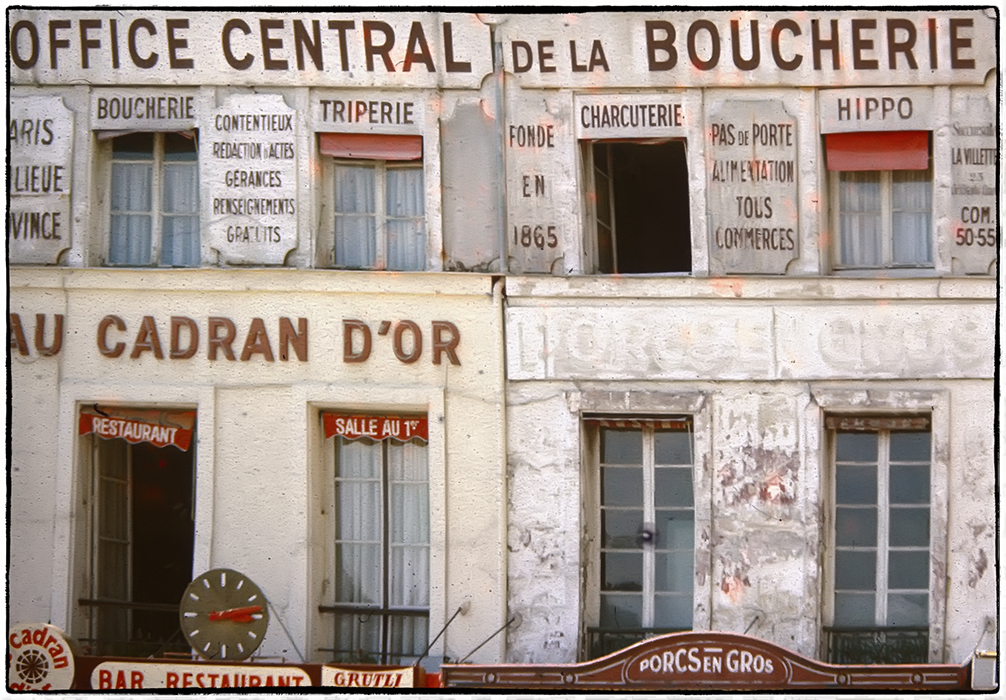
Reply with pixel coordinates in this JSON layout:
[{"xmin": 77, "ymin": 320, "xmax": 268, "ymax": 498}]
[
  {"xmin": 823, "ymin": 626, "xmax": 929, "ymax": 665},
  {"xmin": 318, "ymin": 604, "xmax": 429, "ymax": 666},
  {"xmin": 78, "ymin": 598, "xmax": 190, "ymax": 658},
  {"xmin": 586, "ymin": 627, "xmax": 689, "ymax": 660}
]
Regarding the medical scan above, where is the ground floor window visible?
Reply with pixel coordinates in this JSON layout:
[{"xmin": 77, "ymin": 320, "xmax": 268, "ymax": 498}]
[
  {"xmin": 321, "ymin": 412, "xmax": 430, "ymax": 664},
  {"xmin": 825, "ymin": 415, "xmax": 931, "ymax": 664},
  {"xmin": 77, "ymin": 406, "xmax": 196, "ymax": 657},
  {"xmin": 587, "ymin": 417, "xmax": 694, "ymax": 658}
]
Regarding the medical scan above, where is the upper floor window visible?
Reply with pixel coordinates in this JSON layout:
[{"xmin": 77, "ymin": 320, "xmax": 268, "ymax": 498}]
[
  {"xmin": 321, "ymin": 133, "xmax": 426, "ymax": 271},
  {"xmin": 825, "ymin": 415, "xmax": 931, "ymax": 664},
  {"xmin": 107, "ymin": 132, "xmax": 199, "ymax": 267},
  {"xmin": 583, "ymin": 141, "xmax": 691, "ymax": 274},
  {"xmin": 827, "ymin": 131, "xmax": 932, "ymax": 270}
]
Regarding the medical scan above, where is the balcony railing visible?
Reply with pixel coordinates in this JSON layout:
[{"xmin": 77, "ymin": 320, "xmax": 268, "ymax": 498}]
[
  {"xmin": 586, "ymin": 627, "xmax": 689, "ymax": 660},
  {"xmin": 823, "ymin": 626, "xmax": 929, "ymax": 665}
]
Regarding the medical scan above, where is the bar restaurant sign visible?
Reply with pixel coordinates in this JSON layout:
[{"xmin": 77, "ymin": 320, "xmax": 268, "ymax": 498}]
[{"xmin": 441, "ymin": 632, "xmax": 968, "ymax": 691}]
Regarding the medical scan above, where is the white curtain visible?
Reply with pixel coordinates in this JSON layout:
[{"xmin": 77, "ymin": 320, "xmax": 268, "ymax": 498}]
[
  {"xmin": 335, "ymin": 436, "xmax": 429, "ymax": 660},
  {"xmin": 161, "ymin": 161, "xmax": 200, "ymax": 266},
  {"xmin": 109, "ymin": 162, "xmax": 153, "ymax": 265},
  {"xmin": 385, "ymin": 167, "xmax": 426, "ymax": 271},
  {"xmin": 838, "ymin": 171, "xmax": 882, "ymax": 267},
  {"xmin": 334, "ymin": 165, "xmax": 377, "ymax": 268},
  {"xmin": 891, "ymin": 169, "xmax": 932, "ymax": 265}
]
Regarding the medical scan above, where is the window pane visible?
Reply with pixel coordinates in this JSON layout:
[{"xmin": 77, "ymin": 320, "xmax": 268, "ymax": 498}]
[
  {"xmin": 654, "ymin": 429, "xmax": 692, "ymax": 464},
  {"xmin": 337, "ymin": 439, "xmax": 381, "ymax": 478},
  {"xmin": 655, "ymin": 467, "xmax": 693, "ymax": 507},
  {"xmin": 335, "ymin": 165, "xmax": 377, "ymax": 268},
  {"xmin": 386, "ymin": 167, "xmax": 424, "ymax": 217},
  {"xmin": 834, "ymin": 592, "xmax": 876, "ymax": 626},
  {"xmin": 112, "ymin": 132, "xmax": 154, "ymax": 159},
  {"xmin": 385, "ymin": 167, "xmax": 425, "ymax": 271},
  {"xmin": 389, "ymin": 545, "xmax": 429, "ymax": 606},
  {"xmin": 887, "ymin": 593, "xmax": 928, "ymax": 627},
  {"xmin": 109, "ymin": 214, "xmax": 152, "ymax": 265},
  {"xmin": 654, "ymin": 593, "xmax": 692, "ymax": 628},
  {"xmin": 162, "ymin": 216, "xmax": 200, "ymax": 267},
  {"xmin": 600, "ymin": 594, "xmax": 641, "ymax": 627},
  {"xmin": 335, "ymin": 480, "xmax": 381, "ymax": 542},
  {"xmin": 839, "ymin": 171, "xmax": 882, "ymax": 267},
  {"xmin": 335, "ymin": 542, "xmax": 381, "ymax": 604},
  {"xmin": 386, "ymin": 219, "xmax": 426, "ymax": 271},
  {"xmin": 391, "ymin": 483, "xmax": 429, "ymax": 545},
  {"xmin": 888, "ymin": 551, "xmax": 929, "ymax": 589},
  {"xmin": 892, "ymin": 169, "xmax": 932, "ymax": 265},
  {"xmin": 601, "ymin": 551, "xmax": 642, "ymax": 591},
  {"xmin": 890, "ymin": 432, "xmax": 930, "ymax": 462},
  {"xmin": 335, "ymin": 165, "xmax": 376, "ymax": 214},
  {"xmin": 602, "ymin": 509, "xmax": 643, "ymax": 548},
  {"xmin": 335, "ymin": 612, "xmax": 381, "ymax": 662},
  {"xmin": 655, "ymin": 551, "xmax": 693, "ymax": 593},
  {"xmin": 835, "ymin": 432, "xmax": 878, "ymax": 463},
  {"xmin": 890, "ymin": 465, "xmax": 930, "ymax": 503},
  {"xmin": 836, "ymin": 507, "xmax": 877, "ymax": 547},
  {"xmin": 601, "ymin": 429, "xmax": 642, "ymax": 464},
  {"xmin": 388, "ymin": 439, "xmax": 428, "ymax": 481},
  {"xmin": 602, "ymin": 466, "xmax": 642, "ymax": 507},
  {"xmin": 388, "ymin": 615, "xmax": 428, "ymax": 661},
  {"xmin": 836, "ymin": 464, "xmax": 877, "ymax": 504},
  {"xmin": 889, "ymin": 507, "xmax": 929, "ymax": 547},
  {"xmin": 657, "ymin": 510, "xmax": 694, "ymax": 550},
  {"xmin": 162, "ymin": 131, "xmax": 197, "ymax": 161},
  {"xmin": 162, "ymin": 159, "xmax": 200, "ymax": 267},
  {"xmin": 835, "ymin": 550, "xmax": 877, "ymax": 590},
  {"xmin": 111, "ymin": 162, "xmax": 153, "ymax": 212}
]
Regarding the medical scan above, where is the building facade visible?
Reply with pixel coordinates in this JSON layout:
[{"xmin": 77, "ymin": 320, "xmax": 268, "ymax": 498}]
[{"xmin": 7, "ymin": 8, "xmax": 998, "ymax": 678}]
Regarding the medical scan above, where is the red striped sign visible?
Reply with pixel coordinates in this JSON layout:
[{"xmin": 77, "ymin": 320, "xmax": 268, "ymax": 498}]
[
  {"xmin": 323, "ymin": 413, "xmax": 428, "ymax": 442},
  {"xmin": 79, "ymin": 407, "xmax": 195, "ymax": 451}
]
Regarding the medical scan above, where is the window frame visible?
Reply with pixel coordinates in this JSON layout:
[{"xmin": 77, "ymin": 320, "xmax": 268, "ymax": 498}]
[
  {"xmin": 583, "ymin": 415, "xmax": 700, "ymax": 659},
  {"xmin": 101, "ymin": 131, "xmax": 201, "ymax": 268},
  {"xmin": 814, "ymin": 391, "xmax": 950, "ymax": 665},
  {"xmin": 320, "ymin": 419, "xmax": 431, "ymax": 665},
  {"xmin": 580, "ymin": 139, "xmax": 692, "ymax": 276},
  {"xmin": 828, "ymin": 144, "xmax": 934, "ymax": 273}
]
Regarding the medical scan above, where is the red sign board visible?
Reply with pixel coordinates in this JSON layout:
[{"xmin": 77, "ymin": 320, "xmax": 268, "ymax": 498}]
[
  {"xmin": 79, "ymin": 407, "xmax": 195, "ymax": 451},
  {"xmin": 441, "ymin": 632, "xmax": 969, "ymax": 691},
  {"xmin": 323, "ymin": 413, "xmax": 428, "ymax": 443}
]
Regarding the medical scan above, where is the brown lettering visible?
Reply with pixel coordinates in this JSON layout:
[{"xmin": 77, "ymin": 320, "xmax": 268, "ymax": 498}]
[
  {"xmin": 393, "ymin": 320, "xmax": 422, "ymax": 363},
  {"xmin": 432, "ymin": 321, "xmax": 461, "ymax": 365},
  {"xmin": 34, "ymin": 313, "xmax": 63, "ymax": 356},
  {"xmin": 240, "ymin": 317, "xmax": 275, "ymax": 361},
  {"xmin": 278, "ymin": 317, "xmax": 307, "ymax": 361},
  {"xmin": 9, "ymin": 313, "xmax": 29, "ymax": 356},
  {"xmin": 343, "ymin": 319, "xmax": 371, "ymax": 362},
  {"xmin": 170, "ymin": 316, "xmax": 199, "ymax": 359},
  {"xmin": 130, "ymin": 315, "xmax": 164, "ymax": 359},
  {"xmin": 97, "ymin": 315, "xmax": 126, "ymax": 358},
  {"xmin": 208, "ymin": 317, "xmax": 237, "ymax": 360}
]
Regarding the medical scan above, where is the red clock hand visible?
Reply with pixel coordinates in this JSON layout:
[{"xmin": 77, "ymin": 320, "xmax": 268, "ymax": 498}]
[{"xmin": 208, "ymin": 605, "xmax": 263, "ymax": 623}]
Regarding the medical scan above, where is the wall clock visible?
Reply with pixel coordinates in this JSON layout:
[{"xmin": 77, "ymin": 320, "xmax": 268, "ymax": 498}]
[{"xmin": 178, "ymin": 569, "xmax": 269, "ymax": 661}]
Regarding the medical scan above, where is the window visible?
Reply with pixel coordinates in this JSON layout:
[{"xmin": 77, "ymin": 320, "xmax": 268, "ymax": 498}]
[
  {"xmin": 584, "ymin": 141, "xmax": 691, "ymax": 274},
  {"xmin": 825, "ymin": 415, "xmax": 931, "ymax": 664},
  {"xmin": 107, "ymin": 132, "xmax": 200, "ymax": 267},
  {"xmin": 588, "ymin": 418, "xmax": 694, "ymax": 658},
  {"xmin": 827, "ymin": 131, "xmax": 932, "ymax": 270},
  {"xmin": 77, "ymin": 406, "xmax": 196, "ymax": 657},
  {"xmin": 322, "ymin": 413, "xmax": 429, "ymax": 664},
  {"xmin": 321, "ymin": 133, "xmax": 426, "ymax": 271}
]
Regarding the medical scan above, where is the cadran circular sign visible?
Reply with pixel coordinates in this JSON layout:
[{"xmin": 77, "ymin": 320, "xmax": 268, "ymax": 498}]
[{"xmin": 7, "ymin": 624, "xmax": 75, "ymax": 690}]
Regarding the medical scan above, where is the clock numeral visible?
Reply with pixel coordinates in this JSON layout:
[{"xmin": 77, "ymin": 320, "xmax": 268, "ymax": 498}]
[
  {"xmin": 202, "ymin": 578, "xmax": 210, "ymax": 589},
  {"xmin": 183, "ymin": 612, "xmax": 197, "ymax": 618},
  {"xmin": 202, "ymin": 642, "xmax": 211, "ymax": 652},
  {"xmin": 189, "ymin": 593, "xmax": 200, "ymax": 601},
  {"xmin": 237, "ymin": 580, "xmax": 244, "ymax": 590},
  {"xmin": 221, "ymin": 644, "xmax": 228, "ymax": 659},
  {"xmin": 248, "ymin": 631, "xmax": 257, "ymax": 639},
  {"xmin": 220, "ymin": 572, "xmax": 227, "ymax": 587},
  {"xmin": 188, "ymin": 629, "xmax": 200, "ymax": 637}
]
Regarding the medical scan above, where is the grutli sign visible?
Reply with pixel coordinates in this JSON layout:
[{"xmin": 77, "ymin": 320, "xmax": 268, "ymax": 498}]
[{"xmin": 440, "ymin": 632, "xmax": 969, "ymax": 691}]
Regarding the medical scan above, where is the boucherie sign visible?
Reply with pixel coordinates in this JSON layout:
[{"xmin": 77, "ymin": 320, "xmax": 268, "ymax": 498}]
[{"xmin": 441, "ymin": 632, "xmax": 968, "ymax": 690}]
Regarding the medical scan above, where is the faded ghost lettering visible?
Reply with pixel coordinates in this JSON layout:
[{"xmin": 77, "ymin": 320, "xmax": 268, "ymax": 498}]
[{"xmin": 343, "ymin": 319, "xmax": 461, "ymax": 365}]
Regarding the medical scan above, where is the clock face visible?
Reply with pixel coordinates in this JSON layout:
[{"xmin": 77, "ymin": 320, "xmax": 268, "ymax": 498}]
[{"xmin": 178, "ymin": 569, "xmax": 269, "ymax": 661}]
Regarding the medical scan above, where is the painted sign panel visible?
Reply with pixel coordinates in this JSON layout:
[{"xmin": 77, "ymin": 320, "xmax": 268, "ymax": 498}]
[
  {"xmin": 441, "ymin": 631, "xmax": 969, "ymax": 690},
  {"xmin": 8, "ymin": 11, "xmax": 491, "ymax": 88},
  {"xmin": 323, "ymin": 413, "xmax": 429, "ymax": 442},
  {"xmin": 7, "ymin": 624, "xmax": 75, "ymax": 691},
  {"xmin": 91, "ymin": 661, "xmax": 311, "ymax": 689},
  {"xmin": 91, "ymin": 88, "xmax": 199, "ymax": 131},
  {"xmin": 8, "ymin": 96, "xmax": 73, "ymax": 264},
  {"xmin": 574, "ymin": 92, "xmax": 689, "ymax": 140},
  {"xmin": 78, "ymin": 407, "xmax": 196, "ymax": 450},
  {"xmin": 204, "ymin": 94, "xmax": 298, "ymax": 264},
  {"xmin": 948, "ymin": 97, "xmax": 996, "ymax": 274},
  {"xmin": 311, "ymin": 90, "xmax": 424, "ymax": 134},
  {"xmin": 707, "ymin": 101, "xmax": 798, "ymax": 274},
  {"xmin": 504, "ymin": 83, "xmax": 569, "ymax": 274},
  {"xmin": 321, "ymin": 665, "xmax": 416, "ymax": 688},
  {"xmin": 818, "ymin": 87, "xmax": 934, "ymax": 133},
  {"xmin": 494, "ymin": 12, "xmax": 995, "ymax": 88}
]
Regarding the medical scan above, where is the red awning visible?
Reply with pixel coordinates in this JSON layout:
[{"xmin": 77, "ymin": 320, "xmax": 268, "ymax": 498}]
[
  {"xmin": 825, "ymin": 131, "xmax": 929, "ymax": 171},
  {"xmin": 79, "ymin": 406, "xmax": 196, "ymax": 451},
  {"xmin": 323, "ymin": 413, "xmax": 428, "ymax": 443},
  {"xmin": 319, "ymin": 133, "xmax": 423, "ymax": 161}
]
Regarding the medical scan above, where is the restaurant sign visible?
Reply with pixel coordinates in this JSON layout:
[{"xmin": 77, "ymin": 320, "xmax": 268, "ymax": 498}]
[
  {"xmin": 91, "ymin": 661, "xmax": 311, "ymax": 689},
  {"xmin": 441, "ymin": 632, "xmax": 968, "ymax": 690}
]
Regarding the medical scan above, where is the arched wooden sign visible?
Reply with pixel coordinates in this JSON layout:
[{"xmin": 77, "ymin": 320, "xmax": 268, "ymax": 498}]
[{"xmin": 441, "ymin": 632, "xmax": 969, "ymax": 691}]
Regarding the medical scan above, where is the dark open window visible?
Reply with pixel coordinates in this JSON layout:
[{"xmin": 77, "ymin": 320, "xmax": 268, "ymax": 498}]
[{"xmin": 587, "ymin": 141, "xmax": 691, "ymax": 274}]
